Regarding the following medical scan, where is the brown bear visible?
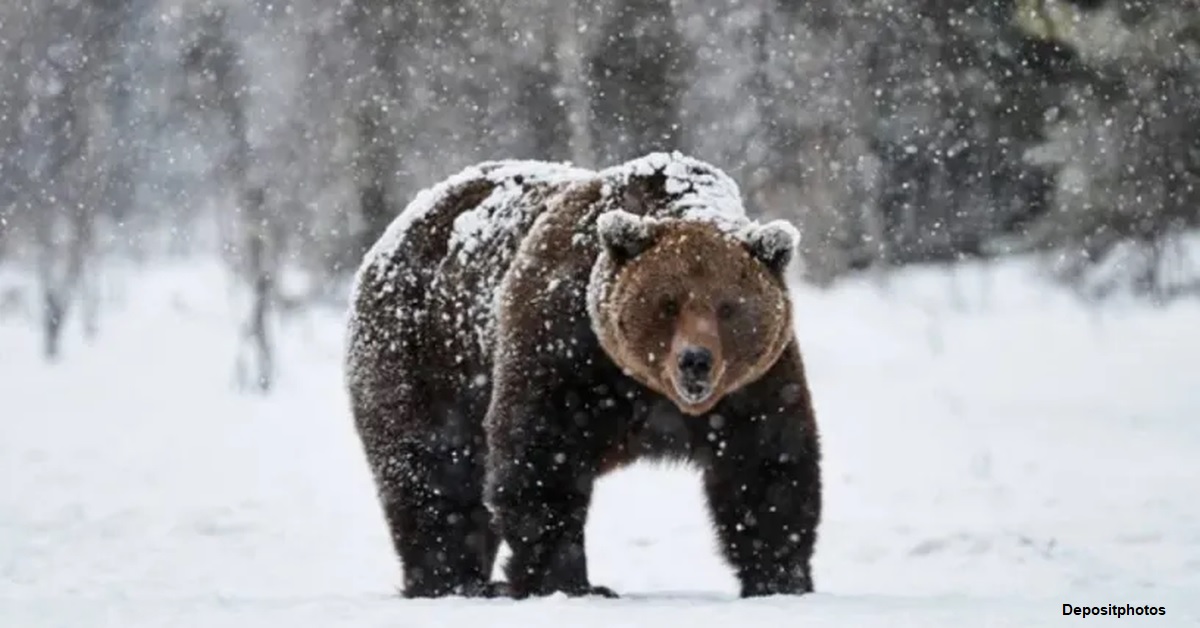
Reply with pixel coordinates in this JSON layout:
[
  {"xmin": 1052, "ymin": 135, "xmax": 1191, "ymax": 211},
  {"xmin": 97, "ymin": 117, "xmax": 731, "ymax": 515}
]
[{"xmin": 344, "ymin": 151, "xmax": 821, "ymax": 600}]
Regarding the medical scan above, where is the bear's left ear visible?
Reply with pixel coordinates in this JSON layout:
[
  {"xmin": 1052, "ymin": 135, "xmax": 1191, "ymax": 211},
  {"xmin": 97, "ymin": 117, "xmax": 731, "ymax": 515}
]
[
  {"xmin": 744, "ymin": 220, "xmax": 800, "ymax": 275},
  {"xmin": 597, "ymin": 209, "xmax": 660, "ymax": 263}
]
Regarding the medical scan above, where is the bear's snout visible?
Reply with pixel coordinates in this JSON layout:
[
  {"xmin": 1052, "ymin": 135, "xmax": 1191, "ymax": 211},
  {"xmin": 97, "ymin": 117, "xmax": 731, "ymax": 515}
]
[
  {"xmin": 677, "ymin": 346, "xmax": 714, "ymax": 400},
  {"xmin": 668, "ymin": 310, "xmax": 725, "ymax": 413}
]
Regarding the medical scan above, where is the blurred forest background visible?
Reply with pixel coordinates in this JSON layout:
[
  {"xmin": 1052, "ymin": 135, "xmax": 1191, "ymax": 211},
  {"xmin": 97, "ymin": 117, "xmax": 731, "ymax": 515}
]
[{"xmin": 0, "ymin": 0, "xmax": 1198, "ymax": 385}]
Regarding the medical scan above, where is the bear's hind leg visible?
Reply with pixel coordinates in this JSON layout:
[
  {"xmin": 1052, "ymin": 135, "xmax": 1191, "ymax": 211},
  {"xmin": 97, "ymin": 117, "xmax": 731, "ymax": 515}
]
[
  {"xmin": 374, "ymin": 436, "xmax": 502, "ymax": 598},
  {"xmin": 482, "ymin": 382, "xmax": 621, "ymax": 599}
]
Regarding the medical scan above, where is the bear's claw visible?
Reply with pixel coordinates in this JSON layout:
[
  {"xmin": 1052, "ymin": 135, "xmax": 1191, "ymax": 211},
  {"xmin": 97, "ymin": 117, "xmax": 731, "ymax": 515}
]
[{"xmin": 583, "ymin": 585, "xmax": 620, "ymax": 599}]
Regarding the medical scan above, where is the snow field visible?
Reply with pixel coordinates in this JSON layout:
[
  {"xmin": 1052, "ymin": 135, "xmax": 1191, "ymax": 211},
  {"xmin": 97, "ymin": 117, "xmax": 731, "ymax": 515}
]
[{"xmin": 1, "ymin": 258, "xmax": 1198, "ymax": 626}]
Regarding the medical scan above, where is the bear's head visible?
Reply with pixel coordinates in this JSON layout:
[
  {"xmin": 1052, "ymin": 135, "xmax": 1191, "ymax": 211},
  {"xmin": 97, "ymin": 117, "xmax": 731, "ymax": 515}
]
[{"xmin": 589, "ymin": 208, "xmax": 799, "ymax": 416}]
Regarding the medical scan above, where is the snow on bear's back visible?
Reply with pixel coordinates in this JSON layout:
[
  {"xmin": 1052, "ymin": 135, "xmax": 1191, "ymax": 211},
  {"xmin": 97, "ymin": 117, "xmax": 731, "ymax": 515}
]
[
  {"xmin": 446, "ymin": 161, "xmax": 596, "ymax": 266},
  {"xmin": 597, "ymin": 151, "xmax": 751, "ymax": 233},
  {"xmin": 352, "ymin": 159, "xmax": 593, "ymax": 292}
]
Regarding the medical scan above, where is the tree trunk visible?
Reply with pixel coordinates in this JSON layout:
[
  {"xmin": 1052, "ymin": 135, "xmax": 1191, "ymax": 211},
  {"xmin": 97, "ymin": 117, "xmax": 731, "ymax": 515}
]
[
  {"xmin": 555, "ymin": 0, "xmax": 594, "ymax": 166},
  {"xmin": 241, "ymin": 187, "xmax": 275, "ymax": 393},
  {"xmin": 355, "ymin": 106, "xmax": 394, "ymax": 257}
]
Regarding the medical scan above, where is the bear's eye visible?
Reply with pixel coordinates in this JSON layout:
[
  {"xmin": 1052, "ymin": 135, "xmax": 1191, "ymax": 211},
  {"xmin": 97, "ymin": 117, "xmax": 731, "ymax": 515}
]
[
  {"xmin": 661, "ymin": 296, "xmax": 680, "ymax": 318},
  {"xmin": 717, "ymin": 301, "xmax": 738, "ymax": 320}
]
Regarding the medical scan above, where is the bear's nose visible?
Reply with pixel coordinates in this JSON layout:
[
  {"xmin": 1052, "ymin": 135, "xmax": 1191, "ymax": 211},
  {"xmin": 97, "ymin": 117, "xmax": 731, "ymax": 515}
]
[{"xmin": 677, "ymin": 346, "xmax": 713, "ymax": 380}]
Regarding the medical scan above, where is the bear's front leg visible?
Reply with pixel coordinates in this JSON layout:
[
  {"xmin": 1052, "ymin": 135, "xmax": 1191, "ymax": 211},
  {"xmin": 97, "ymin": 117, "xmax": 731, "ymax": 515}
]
[
  {"xmin": 701, "ymin": 350, "xmax": 822, "ymax": 598},
  {"xmin": 704, "ymin": 445, "xmax": 820, "ymax": 597},
  {"xmin": 483, "ymin": 384, "xmax": 620, "ymax": 599}
]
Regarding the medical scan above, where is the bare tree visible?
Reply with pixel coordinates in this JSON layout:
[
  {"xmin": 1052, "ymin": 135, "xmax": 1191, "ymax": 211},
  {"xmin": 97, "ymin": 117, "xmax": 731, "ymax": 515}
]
[
  {"xmin": 13, "ymin": 0, "xmax": 130, "ymax": 360},
  {"xmin": 343, "ymin": 0, "xmax": 408, "ymax": 258},
  {"xmin": 554, "ymin": 0, "xmax": 595, "ymax": 166},
  {"xmin": 179, "ymin": 4, "xmax": 280, "ymax": 391},
  {"xmin": 586, "ymin": 0, "xmax": 689, "ymax": 165}
]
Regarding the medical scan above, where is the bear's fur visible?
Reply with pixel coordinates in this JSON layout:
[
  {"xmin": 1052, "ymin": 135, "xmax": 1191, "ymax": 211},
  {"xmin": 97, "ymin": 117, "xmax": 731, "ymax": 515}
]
[{"xmin": 345, "ymin": 152, "xmax": 821, "ymax": 599}]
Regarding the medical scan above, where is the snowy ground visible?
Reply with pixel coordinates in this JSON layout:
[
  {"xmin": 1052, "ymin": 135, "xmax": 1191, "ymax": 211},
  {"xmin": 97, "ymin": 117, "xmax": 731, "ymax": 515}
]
[{"xmin": 2, "ymin": 258, "xmax": 1199, "ymax": 627}]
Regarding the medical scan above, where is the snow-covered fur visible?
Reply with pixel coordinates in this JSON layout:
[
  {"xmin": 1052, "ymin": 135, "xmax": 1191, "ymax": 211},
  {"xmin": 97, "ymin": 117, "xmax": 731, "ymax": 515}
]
[{"xmin": 344, "ymin": 151, "xmax": 821, "ymax": 600}]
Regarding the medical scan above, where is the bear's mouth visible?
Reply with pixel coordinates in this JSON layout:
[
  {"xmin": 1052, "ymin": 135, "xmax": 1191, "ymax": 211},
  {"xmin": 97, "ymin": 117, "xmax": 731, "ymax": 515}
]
[
  {"xmin": 666, "ymin": 365, "xmax": 725, "ymax": 415},
  {"xmin": 676, "ymin": 380, "xmax": 713, "ymax": 406}
]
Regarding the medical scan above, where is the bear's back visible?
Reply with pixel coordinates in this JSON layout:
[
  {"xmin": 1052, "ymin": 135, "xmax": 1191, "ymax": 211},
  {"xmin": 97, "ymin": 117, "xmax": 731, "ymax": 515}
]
[
  {"xmin": 347, "ymin": 160, "xmax": 595, "ymax": 385},
  {"xmin": 355, "ymin": 160, "xmax": 593, "ymax": 288}
]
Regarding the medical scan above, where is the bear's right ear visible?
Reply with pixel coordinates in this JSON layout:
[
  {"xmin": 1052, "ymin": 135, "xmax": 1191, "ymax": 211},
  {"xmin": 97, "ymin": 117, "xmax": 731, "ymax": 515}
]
[{"xmin": 597, "ymin": 209, "xmax": 660, "ymax": 263}]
